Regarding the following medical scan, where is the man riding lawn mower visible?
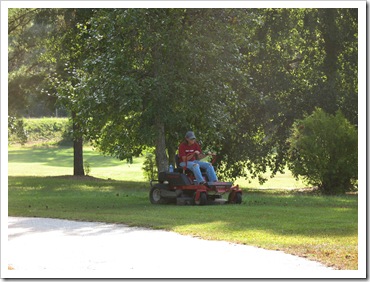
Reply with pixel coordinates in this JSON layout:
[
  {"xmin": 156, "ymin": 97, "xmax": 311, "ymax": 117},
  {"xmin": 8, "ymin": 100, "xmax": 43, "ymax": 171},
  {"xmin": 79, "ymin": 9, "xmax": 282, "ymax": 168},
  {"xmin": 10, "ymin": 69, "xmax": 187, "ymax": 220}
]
[{"xmin": 149, "ymin": 131, "xmax": 242, "ymax": 205}]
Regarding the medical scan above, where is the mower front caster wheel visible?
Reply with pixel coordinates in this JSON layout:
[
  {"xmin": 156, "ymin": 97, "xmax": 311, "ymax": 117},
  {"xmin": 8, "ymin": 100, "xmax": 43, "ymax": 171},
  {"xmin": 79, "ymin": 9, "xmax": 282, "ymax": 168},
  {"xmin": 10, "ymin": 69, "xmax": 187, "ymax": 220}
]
[
  {"xmin": 194, "ymin": 192, "xmax": 207, "ymax": 206},
  {"xmin": 228, "ymin": 192, "xmax": 242, "ymax": 204}
]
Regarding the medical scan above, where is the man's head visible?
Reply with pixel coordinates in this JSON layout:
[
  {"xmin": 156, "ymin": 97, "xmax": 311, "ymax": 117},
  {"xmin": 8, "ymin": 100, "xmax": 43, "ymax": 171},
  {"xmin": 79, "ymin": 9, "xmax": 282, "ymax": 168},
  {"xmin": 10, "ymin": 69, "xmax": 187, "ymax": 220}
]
[
  {"xmin": 185, "ymin": 131, "xmax": 196, "ymax": 140},
  {"xmin": 185, "ymin": 131, "xmax": 196, "ymax": 144}
]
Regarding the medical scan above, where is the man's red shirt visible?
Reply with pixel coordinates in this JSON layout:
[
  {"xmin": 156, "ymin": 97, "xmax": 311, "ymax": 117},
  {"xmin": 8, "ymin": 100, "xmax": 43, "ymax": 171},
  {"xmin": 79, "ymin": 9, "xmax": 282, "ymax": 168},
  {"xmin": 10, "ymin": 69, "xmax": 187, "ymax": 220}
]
[{"xmin": 178, "ymin": 142, "xmax": 202, "ymax": 161}]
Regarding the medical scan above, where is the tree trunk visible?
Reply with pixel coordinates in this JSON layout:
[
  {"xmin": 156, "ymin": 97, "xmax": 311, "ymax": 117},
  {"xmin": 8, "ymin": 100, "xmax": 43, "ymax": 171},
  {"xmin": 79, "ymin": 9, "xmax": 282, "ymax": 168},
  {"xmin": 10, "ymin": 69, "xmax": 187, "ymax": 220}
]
[
  {"xmin": 155, "ymin": 120, "xmax": 168, "ymax": 173},
  {"xmin": 72, "ymin": 111, "xmax": 84, "ymax": 176},
  {"xmin": 73, "ymin": 138, "xmax": 84, "ymax": 176},
  {"xmin": 319, "ymin": 9, "xmax": 340, "ymax": 115}
]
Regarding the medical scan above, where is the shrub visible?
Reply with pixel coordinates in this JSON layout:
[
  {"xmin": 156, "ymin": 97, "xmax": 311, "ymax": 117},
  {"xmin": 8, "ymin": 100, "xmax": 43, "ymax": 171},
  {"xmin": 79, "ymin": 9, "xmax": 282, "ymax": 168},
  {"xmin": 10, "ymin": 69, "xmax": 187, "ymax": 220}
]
[
  {"xmin": 142, "ymin": 149, "xmax": 158, "ymax": 181},
  {"xmin": 84, "ymin": 161, "xmax": 91, "ymax": 176},
  {"xmin": 8, "ymin": 116, "xmax": 28, "ymax": 145},
  {"xmin": 287, "ymin": 108, "xmax": 357, "ymax": 195}
]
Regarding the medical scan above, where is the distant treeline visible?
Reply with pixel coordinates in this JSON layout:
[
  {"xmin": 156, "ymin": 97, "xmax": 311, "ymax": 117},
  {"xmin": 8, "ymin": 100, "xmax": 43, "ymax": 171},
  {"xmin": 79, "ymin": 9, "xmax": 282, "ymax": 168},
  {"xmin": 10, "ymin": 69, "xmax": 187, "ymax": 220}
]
[{"xmin": 8, "ymin": 117, "xmax": 71, "ymax": 145}]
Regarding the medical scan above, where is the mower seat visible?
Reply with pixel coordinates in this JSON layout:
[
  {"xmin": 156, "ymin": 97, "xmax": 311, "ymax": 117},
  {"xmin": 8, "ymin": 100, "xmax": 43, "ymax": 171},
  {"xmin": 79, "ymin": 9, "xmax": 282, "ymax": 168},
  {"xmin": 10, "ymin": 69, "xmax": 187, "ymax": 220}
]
[{"xmin": 175, "ymin": 154, "xmax": 189, "ymax": 173}]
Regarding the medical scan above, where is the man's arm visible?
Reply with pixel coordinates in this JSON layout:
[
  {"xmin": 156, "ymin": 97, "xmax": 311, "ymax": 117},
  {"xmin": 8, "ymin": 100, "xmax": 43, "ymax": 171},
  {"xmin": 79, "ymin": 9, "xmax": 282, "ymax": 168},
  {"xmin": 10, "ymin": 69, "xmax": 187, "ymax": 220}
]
[
  {"xmin": 195, "ymin": 143, "xmax": 208, "ymax": 160},
  {"xmin": 182, "ymin": 154, "xmax": 194, "ymax": 162},
  {"xmin": 197, "ymin": 152, "xmax": 212, "ymax": 160}
]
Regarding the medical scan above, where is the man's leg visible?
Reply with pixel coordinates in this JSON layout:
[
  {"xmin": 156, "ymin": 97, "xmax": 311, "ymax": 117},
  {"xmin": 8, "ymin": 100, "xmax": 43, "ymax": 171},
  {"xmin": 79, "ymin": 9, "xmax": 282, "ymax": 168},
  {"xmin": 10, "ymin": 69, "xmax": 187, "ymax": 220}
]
[
  {"xmin": 180, "ymin": 161, "xmax": 205, "ymax": 183},
  {"xmin": 198, "ymin": 161, "xmax": 218, "ymax": 182}
]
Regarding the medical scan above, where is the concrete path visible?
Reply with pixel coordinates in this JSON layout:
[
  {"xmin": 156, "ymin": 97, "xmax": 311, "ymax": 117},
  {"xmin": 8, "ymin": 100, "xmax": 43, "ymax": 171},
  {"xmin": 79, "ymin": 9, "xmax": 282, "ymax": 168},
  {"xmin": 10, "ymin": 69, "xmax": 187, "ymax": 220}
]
[{"xmin": 5, "ymin": 216, "xmax": 342, "ymax": 278}]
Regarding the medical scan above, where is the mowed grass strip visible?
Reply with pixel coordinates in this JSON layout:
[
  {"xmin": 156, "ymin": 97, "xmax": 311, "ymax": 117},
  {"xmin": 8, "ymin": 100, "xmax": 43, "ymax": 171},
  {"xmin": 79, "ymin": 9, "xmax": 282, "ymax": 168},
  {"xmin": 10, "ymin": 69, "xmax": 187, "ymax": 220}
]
[{"xmin": 7, "ymin": 146, "xmax": 358, "ymax": 270}]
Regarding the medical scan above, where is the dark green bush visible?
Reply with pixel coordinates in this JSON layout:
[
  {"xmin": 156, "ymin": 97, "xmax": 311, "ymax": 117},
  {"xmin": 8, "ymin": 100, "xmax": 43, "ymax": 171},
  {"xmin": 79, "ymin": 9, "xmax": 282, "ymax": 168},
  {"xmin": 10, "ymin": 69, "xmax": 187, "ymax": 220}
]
[
  {"xmin": 287, "ymin": 108, "xmax": 357, "ymax": 195},
  {"xmin": 24, "ymin": 118, "xmax": 68, "ymax": 142}
]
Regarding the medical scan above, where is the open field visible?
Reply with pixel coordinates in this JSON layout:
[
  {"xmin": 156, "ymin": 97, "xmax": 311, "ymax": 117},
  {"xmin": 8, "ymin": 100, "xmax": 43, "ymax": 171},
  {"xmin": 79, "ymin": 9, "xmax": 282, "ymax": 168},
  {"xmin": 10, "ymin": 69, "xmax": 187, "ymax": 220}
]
[{"xmin": 7, "ymin": 145, "xmax": 358, "ymax": 270}]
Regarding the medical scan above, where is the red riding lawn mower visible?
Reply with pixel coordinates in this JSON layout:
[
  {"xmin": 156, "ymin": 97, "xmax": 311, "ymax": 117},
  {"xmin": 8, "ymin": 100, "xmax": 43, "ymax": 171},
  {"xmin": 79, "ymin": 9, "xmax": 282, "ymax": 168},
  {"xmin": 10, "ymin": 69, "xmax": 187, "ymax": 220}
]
[{"xmin": 149, "ymin": 154, "xmax": 243, "ymax": 205}]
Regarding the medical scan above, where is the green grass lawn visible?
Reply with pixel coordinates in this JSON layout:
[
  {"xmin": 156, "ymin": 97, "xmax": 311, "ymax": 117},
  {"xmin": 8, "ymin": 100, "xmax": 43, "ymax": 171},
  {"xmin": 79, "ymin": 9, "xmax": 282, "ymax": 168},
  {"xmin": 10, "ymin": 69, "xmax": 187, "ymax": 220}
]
[
  {"xmin": 7, "ymin": 145, "xmax": 358, "ymax": 270},
  {"xmin": 8, "ymin": 146, "xmax": 145, "ymax": 181}
]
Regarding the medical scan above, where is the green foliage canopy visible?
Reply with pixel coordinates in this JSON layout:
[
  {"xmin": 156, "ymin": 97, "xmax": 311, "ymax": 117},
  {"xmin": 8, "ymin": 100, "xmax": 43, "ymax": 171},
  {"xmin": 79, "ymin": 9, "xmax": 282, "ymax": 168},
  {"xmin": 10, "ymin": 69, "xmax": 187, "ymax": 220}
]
[
  {"xmin": 8, "ymin": 8, "xmax": 358, "ymax": 182},
  {"xmin": 215, "ymin": 8, "xmax": 358, "ymax": 182}
]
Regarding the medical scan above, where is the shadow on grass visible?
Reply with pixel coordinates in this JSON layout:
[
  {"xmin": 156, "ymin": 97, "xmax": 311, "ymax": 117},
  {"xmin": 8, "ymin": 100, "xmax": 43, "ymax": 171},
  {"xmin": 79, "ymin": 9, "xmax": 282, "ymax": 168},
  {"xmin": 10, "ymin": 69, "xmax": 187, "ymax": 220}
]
[{"xmin": 8, "ymin": 175, "xmax": 147, "ymax": 190}]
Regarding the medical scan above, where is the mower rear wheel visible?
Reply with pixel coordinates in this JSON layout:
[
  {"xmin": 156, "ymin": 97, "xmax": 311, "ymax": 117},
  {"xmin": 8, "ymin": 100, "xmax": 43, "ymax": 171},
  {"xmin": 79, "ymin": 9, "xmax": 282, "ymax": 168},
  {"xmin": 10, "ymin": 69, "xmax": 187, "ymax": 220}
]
[
  {"xmin": 194, "ymin": 192, "xmax": 207, "ymax": 206},
  {"xmin": 149, "ymin": 184, "xmax": 168, "ymax": 204}
]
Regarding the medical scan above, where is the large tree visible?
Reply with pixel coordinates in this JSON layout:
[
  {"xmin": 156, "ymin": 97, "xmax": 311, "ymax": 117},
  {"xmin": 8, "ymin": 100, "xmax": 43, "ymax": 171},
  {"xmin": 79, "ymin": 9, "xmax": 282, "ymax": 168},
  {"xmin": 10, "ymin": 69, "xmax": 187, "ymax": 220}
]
[
  {"xmin": 9, "ymin": 8, "xmax": 96, "ymax": 175},
  {"xmin": 42, "ymin": 8, "xmax": 95, "ymax": 175},
  {"xmin": 70, "ymin": 8, "xmax": 248, "ymax": 172}
]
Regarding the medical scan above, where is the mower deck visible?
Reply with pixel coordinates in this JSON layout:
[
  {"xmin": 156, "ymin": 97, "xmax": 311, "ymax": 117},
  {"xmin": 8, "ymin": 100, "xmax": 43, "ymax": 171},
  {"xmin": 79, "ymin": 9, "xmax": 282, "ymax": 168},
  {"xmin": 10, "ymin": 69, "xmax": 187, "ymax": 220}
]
[{"xmin": 149, "ymin": 171, "xmax": 243, "ymax": 205}]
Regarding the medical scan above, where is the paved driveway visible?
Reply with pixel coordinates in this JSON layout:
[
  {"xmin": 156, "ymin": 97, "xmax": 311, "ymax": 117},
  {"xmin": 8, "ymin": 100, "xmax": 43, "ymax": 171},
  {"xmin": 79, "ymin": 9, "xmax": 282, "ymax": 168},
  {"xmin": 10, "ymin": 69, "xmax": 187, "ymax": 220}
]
[{"xmin": 5, "ymin": 217, "xmax": 340, "ymax": 278}]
